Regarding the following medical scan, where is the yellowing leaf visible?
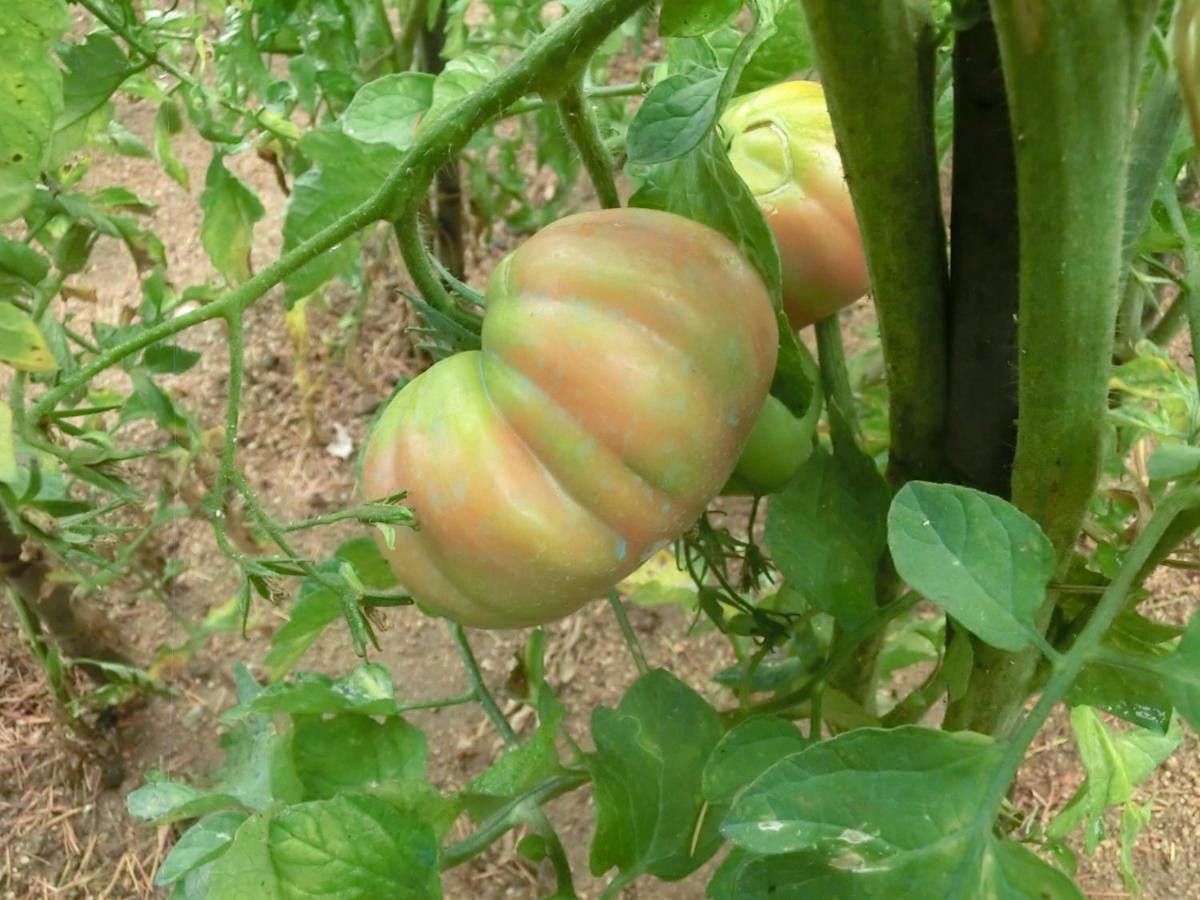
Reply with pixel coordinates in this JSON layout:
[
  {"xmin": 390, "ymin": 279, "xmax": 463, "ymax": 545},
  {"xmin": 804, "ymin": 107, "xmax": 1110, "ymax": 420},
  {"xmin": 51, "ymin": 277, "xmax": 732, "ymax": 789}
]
[
  {"xmin": 0, "ymin": 302, "xmax": 58, "ymax": 372},
  {"xmin": 0, "ymin": 400, "xmax": 17, "ymax": 483},
  {"xmin": 618, "ymin": 550, "xmax": 689, "ymax": 590},
  {"xmin": 618, "ymin": 549, "xmax": 697, "ymax": 608}
]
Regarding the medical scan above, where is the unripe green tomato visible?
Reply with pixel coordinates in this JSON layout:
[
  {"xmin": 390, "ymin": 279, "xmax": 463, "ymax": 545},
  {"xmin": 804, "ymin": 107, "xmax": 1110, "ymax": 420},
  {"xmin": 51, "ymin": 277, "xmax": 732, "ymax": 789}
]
[
  {"xmin": 361, "ymin": 208, "xmax": 778, "ymax": 629},
  {"xmin": 723, "ymin": 393, "xmax": 817, "ymax": 496},
  {"xmin": 721, "ymin": 80, "xmax": 869, "ymax": 330}
]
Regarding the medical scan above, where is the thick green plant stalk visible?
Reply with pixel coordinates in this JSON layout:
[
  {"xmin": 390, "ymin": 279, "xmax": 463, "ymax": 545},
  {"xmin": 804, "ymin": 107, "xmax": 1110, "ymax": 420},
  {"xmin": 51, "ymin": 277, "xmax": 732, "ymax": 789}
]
[
  {"xmin": 945, "ymin": 12, "xmax": 1019, "ymax": 499},
  {"xmin": 800, "ymin": 0, "xmax": 950, "ymax": 485},
  {"xmin": 999, "ymin": 0, "xmax": 1159, "ymax": 558},
  {"xmin": 946, "ymin": 0, "xmax": 1161, "ymax": 735}
]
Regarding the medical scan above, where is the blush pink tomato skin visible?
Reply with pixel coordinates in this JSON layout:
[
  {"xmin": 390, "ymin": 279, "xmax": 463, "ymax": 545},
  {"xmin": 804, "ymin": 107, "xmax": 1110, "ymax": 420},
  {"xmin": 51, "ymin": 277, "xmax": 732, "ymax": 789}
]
[
  {"xmin": 722, "ymin": 80, "xmax": 870, "ymax": 329},
  {"xmin": 361, "ymin": 208, "xmax": 778, "ymax": 629}
]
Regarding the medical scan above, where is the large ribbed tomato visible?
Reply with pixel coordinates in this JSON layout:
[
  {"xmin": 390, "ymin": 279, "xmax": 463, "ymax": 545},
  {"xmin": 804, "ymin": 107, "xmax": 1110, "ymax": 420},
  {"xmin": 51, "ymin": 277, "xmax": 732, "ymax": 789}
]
[
  {"xmin": 721, "ymin": 80, "xmax": 869, "ymax": 330},
  {"xmin": 362, "ymin": 208, "xmax": 778, "ymax": 628}
]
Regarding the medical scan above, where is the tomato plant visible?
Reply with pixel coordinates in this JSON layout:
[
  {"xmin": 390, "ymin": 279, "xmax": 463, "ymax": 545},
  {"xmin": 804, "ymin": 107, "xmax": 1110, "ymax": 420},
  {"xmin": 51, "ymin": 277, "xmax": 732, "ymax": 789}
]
[{"xmin": 4, "ymin": 0, "xmax": 1200, "ymax": 897}]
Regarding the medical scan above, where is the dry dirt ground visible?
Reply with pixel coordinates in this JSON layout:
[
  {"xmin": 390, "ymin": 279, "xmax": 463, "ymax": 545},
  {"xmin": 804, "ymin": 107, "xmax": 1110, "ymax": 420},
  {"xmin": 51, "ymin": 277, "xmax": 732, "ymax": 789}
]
[{"xmin": 2, "ymin": 85, "xmax": 1199, "ymax": 900}]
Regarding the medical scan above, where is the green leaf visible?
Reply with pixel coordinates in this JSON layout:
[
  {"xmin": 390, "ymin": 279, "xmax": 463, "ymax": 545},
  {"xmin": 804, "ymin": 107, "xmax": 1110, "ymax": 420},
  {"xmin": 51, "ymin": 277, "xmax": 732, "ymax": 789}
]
[
  {"xmin": 737, "ymin": 3, "xmax": 813, "ymax": 94},
  {"xmin": 708, "ymin": 839, "xmax": 1081, "ymax": 898},
  {"xmin": 57, "ymin": 190, "xmax": 164, "ymax": 271},
  {"xmin": 264, "ymin": 540, "xmax": 396, "ymax": 679},
  {"xmin": 206, "ymin": 814, "xmax": 280, "ymax": 899},
  {"xmin": 462, "ymin": 709, "xmax": 566, "ymax": 819},
  {"xmin": 291, "ymin": 714, "xmax": 426, "ymax": 800},
  {"xmin": 1154, "ymin": 614, "xmax": 1200, "ymax": 732},
  {"xmin": 213, "ymin": 6, "xmax": 274, "ymax": 102},
  {"xmin": 661, "ymin": 0, "xmax": 741, "ymax": 36},
  {"xmin": 765, "ymin": 446, "xmax": 890, "ymax": 628},
  {"xmin": 985, "ymin": 838, "xmax": 1085, "ymax": 899},
  {"xmin": 1147, "ymin": 442, "xmax": 1200, "ymax": 483},
  {"xmin": 1068, "ymin": 610, "xmax": 1180, "ymax": 732},
  {"xmin": 1069, "ymin": 657, "xmax": 1174, "ymax": 733},
  {"xmin": 702, "ymin": 717, "xmax": 809, "ymax": 806},
  {"xmin": 714, "ymin": 654, "xmax": 810, "ymax": 696},
  {"xmin": 1119, "ymin": 800, "xmax": 1152, "ymax": 893},
  {"xmin": 49, "ymin": 33, "xmax": 132, "ymax": 164},
  {"xmin": 0, "ymin": 0, "xmax": 68, "ymax": 222},
  {"xmin": 628, "ymin": 68, "xmax": 724, "ymax": 164},
  {"xmin": 724, "ymin": 726, "xmax": 1080, "ymax": 896},
  {"xmin": 102, "ymin": 118, "xmax": 151, "ymax": 158},
  {"xmin": 127, "ymin": 778, "xmax": 243, "ymax": 825},
  {"xmin": 0, "ymin": 234, "xmax": 50, "ymax": 297},
  {"xmin": 422, "ymin": 53, "xmax": 501, "ymax": 128},
  {"xmin": 0, "ymin": 302, "xmax": 59, "ymax": 372},
  {"xmin": 92, "ymin": 185, "xmax": 156, "ymax": 213},
  {"xmin": 342, "ymin": 73, "xmax": 434, "ymax": 150},
  {"xmin": 878, "ymin": 610, "xmax": 942, "ymax": 678},
  {"xmin": 55, "ymin": 222, "xmax": 97, "ymax": 275},
  {"xmin": 724, "ymin": 727, "xmax": 999, "ymax": 857},
  {"xmin": 331, "ymin": 537, "xmax": 397, "ymax": 590},
  {"xmin": 210, "ymin": 705, "xmax": 289, "ymax": 811},
  {"xmin": 632, "ymin": 130, "xmax": 782, "ymax": 313},
  {"xmin": 269, "ymin": 794, "xmax": 442, "ymax": 899},
  {"xmin": 636, "ymin": 0, "xmax": 785, "ymax": 166},
  {"xmin": 228, "ymin": 664, "xmax": 400, "ymax": 719},
  {"xmin": 264, "ymin": 579, "xmax": 342, "ymax": 679},
  {"xmin": 121, "ymin": 370, "xmax": 196, "ymax": 444},
  {"xmin": 283, "ymin": 126, "xmax": 400, "ymax": 303},
  {"xmin": 142, "ymin": 342, "xmax": 202, "ymax": 375},
  {"xmin": 153, "ymin": 100, "xmax": 190, "ymax": 190},
  {"xmin": 588, "ymin": 669, "xmax": 727, "ymax": 882},
  {"xmin": 888, "ymin": 481, "xmax": 1055, "ymax": 652},
  {"xmin": 1048, "ymin": 706, "xmax": 1180, "ymax": 852},
  {"xmin": 201, "ymin": 154, "xmax": 265, "ymax": 284},
  {"xmin": 156, "ymin": 811, "xmax": 248, "ymax": 886}
]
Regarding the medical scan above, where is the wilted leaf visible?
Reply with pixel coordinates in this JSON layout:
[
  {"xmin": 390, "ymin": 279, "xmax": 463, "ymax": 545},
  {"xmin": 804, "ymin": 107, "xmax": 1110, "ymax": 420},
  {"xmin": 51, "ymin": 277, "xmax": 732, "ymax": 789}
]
[{"xmin": 201, "ymin": 154, "xmax": 265, "ymax": 284}]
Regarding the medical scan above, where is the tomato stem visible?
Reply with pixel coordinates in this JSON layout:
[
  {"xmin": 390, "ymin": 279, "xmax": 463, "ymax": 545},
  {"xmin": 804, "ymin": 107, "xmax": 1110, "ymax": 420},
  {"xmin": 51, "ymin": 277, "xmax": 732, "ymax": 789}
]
[
  {"xmin": 814, "ymin": 313, "xmax": 861, "ymax": 450},
  {"xmin": 800, "ymin": 0, "xmax": 950, "ymax": 486},
  {"xmin": 559, "ymin": 79, "xmax": 622, "ymax": 209},
  {"xmin": 607, "ymin": 592, "xmax": 650, "ymax": 676}
]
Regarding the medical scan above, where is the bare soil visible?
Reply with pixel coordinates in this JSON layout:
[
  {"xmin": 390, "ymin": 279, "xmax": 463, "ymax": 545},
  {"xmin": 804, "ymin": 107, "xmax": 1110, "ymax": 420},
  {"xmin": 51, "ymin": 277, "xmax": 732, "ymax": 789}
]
[{"xmin": 2, "ymin": 84, "xmax": 1199, "ymax": 900}]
